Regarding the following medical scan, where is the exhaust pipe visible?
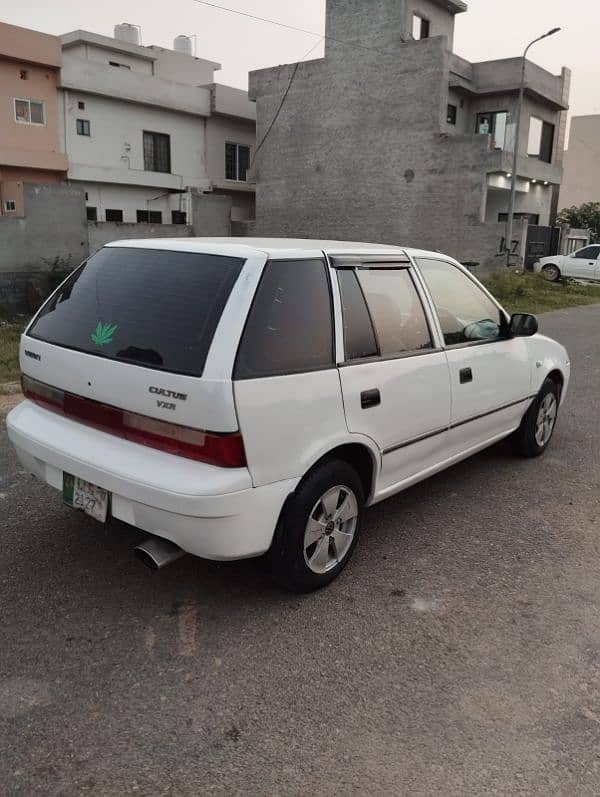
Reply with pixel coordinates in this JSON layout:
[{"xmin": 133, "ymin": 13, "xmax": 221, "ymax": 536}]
[{"xmin": 135, "ymin": 537, "xmax": 186, "ymax": 570}]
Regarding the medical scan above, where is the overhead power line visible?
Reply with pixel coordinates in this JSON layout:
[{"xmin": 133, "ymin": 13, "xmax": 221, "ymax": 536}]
[
  {"xmin": 192, "ymin": 0, "xmax": 407, "ymax": 55},
  {"xmin": 193, "ymin": 0, "xmax": 327, "ymax": 40},
  {"xmin": 192, "ymin": 1, "xmax": 408, "ymax": 167},
  {"xmin": 251, "ymin": 37, "xmax": 325, "ymax": 168}
]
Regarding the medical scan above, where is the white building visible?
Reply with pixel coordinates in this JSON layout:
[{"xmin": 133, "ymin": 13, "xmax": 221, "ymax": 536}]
[
  {"xmin": 59, "ymin": 26, "xmax": 255, "ymax": 225},
  {"xmin": 206, "ymin": 83, "xmax": 256, "ymax": 222}
]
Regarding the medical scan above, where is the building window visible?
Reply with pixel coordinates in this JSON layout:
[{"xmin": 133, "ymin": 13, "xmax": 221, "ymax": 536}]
[
  {"xmin": 105, "ymin": 209, "xmax": 123, "ymax": 222},
  {"xmin": 78, "ymin": 101, "xmax": 86, "ymax": 110},
  {"xmin": 567, "ymin": 238, "xmax": 587, "ymax": 254},
  {"xmin": 476, "ymin": 111, "xmax": 508, "ymax": 150},
  {"xmin": 14, "ymin": 98, "xmax": 45, "ymax": 125},
  {"xmin": 4, "ymin": 200, "xmax": 17, "ymax": 212},
  {"xmin": 86, "ymin": 207, "xmax": 98, "ymax": 221},
  {"xmin": 528, "ymin": 117, "xmax": 554, "ymax": 163},
  {"xmin": 412, "ymin": 14, "xmax": 430, "ymax": 40},
  {"xmin": 19, "ymin": 69, "xmax": 28, "ymax": 80},
  {"xmin": 498, "ymin": 212, "xmax": 540, "ymax": 225},
  {"xmin": 143, "ymin": 131, "xmax": 171, "ymax": 173},
  {"xmin": 171, "ymin": 210, "xmax": 187, "ymax": 225},
  {"xmin": 136, "ymin": 210, "xmax": 163, "ymax": 224},
  {"xmin": 109, "ymin": 61, "xmax": 131, "ymax": 70},
  {"xmin": 225, "ymin": 143, "xmax": 250, "ymax": 182},
  {"xmin": 528, "ymin": 117, "xmax": 542, "ymax": 156},
  {"xmin": 447, "ymin": 104, "xmax": 457, "ymax": 125},
  {"xmin": 76, "ymin": 119, "xmax": 91, "ymax": 136}
]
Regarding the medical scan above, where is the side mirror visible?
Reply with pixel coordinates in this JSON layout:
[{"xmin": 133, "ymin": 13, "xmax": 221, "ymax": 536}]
[{"xmin": 510, "ymin": 313, "xmax": 538, "ymax": 337}]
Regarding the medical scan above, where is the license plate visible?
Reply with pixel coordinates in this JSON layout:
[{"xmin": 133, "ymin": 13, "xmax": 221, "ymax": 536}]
[{"xmin": 63, "ymin": 473, "xmax": 109, "ymax": 523}]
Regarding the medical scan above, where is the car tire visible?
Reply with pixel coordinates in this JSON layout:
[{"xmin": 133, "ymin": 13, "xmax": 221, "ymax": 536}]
[
  {"xmin": 511, "ymin": 378, "xmax": 560, "ymax": 458},
  {"xmin": 542, "ymin": 264, "xmax": 561, "ymax": 282},
  {"xmin": 268, "ymin": 459, "xmax": 364, "ymax": 593}
]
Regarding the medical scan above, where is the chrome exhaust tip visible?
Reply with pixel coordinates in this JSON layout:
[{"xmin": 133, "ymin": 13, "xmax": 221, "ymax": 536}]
[{"xmin": 134, "ymin": 537, "xmax": 186, "ymax": 570}]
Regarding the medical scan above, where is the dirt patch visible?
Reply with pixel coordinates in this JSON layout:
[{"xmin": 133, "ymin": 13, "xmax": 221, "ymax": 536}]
[{"xmin": 0, "ymin": 384, "xmax": 22, "ymax": 424}]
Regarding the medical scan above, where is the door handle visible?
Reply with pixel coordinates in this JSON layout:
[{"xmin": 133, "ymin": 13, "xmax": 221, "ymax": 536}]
[
  {"xmin": 361, "ymin": 388, "xmax": 381, "ymax": 409},
  {"xmin": 459, "ymin": 367, "xmax": 473, "ymax": 384}
]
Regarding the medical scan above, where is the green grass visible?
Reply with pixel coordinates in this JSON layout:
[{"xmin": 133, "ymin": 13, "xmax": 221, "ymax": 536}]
[
  {"xmin": 0, "ymin": 319, "xmax": 27, "ymax": 384},
  {"xmin": 482, "ymin": 271, "xmax": 600, "ymax": 315}
]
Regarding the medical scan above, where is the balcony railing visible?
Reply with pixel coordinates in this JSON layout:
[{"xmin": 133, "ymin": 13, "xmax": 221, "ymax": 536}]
[{"xmin": 449, "ymin": 55, "xmax": 568, "ymax": 110}]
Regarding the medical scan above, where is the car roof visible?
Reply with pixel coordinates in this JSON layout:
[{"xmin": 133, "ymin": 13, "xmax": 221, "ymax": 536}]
[{"xmin": 104, "ymin": 237, "xmax": 448, "ymax": 261}]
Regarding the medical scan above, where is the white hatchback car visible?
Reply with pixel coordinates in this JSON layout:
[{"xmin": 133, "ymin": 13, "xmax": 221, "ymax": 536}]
[
  {"xmin": 8, "ymin": 239, "xmax": 570, "ymax": 591},
  {"xmin": 534, "ymin": 243, "xmax": 600, "ymax": 282}
]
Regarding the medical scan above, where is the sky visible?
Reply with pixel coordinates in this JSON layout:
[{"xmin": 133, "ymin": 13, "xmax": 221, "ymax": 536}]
[{"xmin": 2, "ymin": 0, "xmax": 599, "ymax": 119}]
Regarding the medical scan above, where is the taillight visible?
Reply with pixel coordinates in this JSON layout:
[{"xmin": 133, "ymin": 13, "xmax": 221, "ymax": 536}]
[
  {"xmin": 21, "ymin": 375, "xmax": 246, "ymax": 468},
  {"xmin": 22, "ymin": 374, "xmax": 64, "ymax": 410}
]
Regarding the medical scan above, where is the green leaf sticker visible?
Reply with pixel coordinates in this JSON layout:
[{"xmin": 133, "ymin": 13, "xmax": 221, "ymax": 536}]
[{"xmin": 91, "ymin": 321, "xmax": 118, "ymax": 347}]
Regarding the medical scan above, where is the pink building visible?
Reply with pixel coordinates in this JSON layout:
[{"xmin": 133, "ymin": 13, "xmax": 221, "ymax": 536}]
[{"xmin": 0, "ymin": 21, "xmax": 67, "ymax": 216}]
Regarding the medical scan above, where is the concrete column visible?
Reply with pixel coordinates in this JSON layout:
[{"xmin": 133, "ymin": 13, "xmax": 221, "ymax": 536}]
[{"xmin": 190, "ymin": 193, "xmax": 232, "ymax": 237}]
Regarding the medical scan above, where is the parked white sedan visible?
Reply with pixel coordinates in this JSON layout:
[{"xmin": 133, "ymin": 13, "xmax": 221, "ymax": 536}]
[{"xmin": 534, "ymin": 244, "xmax": 600, "ymax": 282}]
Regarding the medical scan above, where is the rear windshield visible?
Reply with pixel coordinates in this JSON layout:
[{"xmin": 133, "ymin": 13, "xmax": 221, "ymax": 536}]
[{"xmin": 28, "ymin": 247, "xmax": 244, "ymax": 377}]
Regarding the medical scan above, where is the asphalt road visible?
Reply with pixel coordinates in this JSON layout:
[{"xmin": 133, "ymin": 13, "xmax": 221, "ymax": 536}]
[{"xmin": 2, "ymin": 304, "xmax": 600, "ymax": 796}]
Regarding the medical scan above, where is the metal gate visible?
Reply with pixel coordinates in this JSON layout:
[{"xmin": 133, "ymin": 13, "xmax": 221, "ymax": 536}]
[{"xmin": 525, "ymin": 225, "xmax": 560, "ymax": 268}]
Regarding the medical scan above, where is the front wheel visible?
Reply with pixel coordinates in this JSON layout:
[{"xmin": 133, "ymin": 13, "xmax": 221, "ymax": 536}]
[
  {"xmin": 542, "ymin": 264, "xmax": 561, "ymax": 282},
  {"xmin": 512, "ymin": 378, "xmax": 560, "ymax": 458},
  {"xmin": 268, "ymin": 459, "xmax": 364, "ymax": 593}
]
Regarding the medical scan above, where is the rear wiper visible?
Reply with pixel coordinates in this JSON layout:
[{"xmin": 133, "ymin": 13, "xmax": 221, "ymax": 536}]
[{"xmin": 116, "ymin": 346, "xmax": 163, "ymax": 366}]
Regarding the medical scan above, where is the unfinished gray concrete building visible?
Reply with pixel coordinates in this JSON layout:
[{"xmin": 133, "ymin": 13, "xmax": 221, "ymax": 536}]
[{"xmin": 249, "ymin": 0, "xmax": 570, "ymax": 270}]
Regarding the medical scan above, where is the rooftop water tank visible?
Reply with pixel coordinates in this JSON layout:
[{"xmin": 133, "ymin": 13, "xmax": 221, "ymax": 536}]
[
  {"xmin": 114, "ymin": 23, "xmax": 141, "ymax": 46},
  {"xmin": 173, "ymin": 35, "xmax": 193, "ymax": 56}
]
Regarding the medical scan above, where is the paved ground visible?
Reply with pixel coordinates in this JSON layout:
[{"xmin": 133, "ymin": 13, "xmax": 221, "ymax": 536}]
[{"xmin": 2, "ymin": 305, "xmax": 600, "ymax": 796}]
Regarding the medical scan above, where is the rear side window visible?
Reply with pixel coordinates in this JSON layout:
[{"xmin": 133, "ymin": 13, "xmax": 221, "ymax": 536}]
[
  {"xmin": 357, "ymin": 268, "xmax": 433, "ymax": 355},
  {"xmin": 234, "ymin": 259, "xmax": 334, "ymax": 379},
  {"xmin": 337, "ymin": 269, "xmax": 378, "ymax": 360},
  {"xmin": 28, "ymin": 247, "xmax": 244, "ymax": 377}
]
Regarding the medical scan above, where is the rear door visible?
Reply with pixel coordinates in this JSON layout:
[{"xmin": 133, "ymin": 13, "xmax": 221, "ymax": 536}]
[
  {"xmin": 414, "ymin": 257, "xmax": 532, "ymax": 455},
  {"xmin": 23, "ymin": 245, "xmax": 251, "ymax": 434},
  {"xmin": 334, "ymin": 257, "xmax": 452, "ymax": 496}
]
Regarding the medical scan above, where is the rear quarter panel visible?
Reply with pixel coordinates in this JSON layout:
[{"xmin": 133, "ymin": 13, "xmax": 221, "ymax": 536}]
[{"xmin": 234, "ymin": 370, "xmax": 374, "ymax": 487}]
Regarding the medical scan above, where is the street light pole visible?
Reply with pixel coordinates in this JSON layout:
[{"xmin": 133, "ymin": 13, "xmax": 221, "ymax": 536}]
[{"xmin": 504, "ymin": 27, "xmax": 561, "ymax": 267}]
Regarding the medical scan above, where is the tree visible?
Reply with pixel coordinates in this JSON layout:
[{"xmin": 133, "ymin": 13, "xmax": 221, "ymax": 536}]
[{"xmin": 557, "ymin": 202, "xmax": 600, "ymax": 243}]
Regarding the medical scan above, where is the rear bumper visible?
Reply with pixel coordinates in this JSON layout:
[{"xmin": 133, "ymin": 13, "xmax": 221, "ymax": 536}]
[{"xmin": 7, "ymin": 401, "xmax": 297, "ymax": 561}]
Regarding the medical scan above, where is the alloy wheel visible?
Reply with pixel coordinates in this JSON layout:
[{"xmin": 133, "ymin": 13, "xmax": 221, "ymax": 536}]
[
  {"xmin": 543, "ymin": 265, "xmax": 560, "ymax": 282},
  {"xmin": 303, "ymin": 486, "xmax": 359, "ymax": 574},
  {"xmin": 535, "ymin": 393, "xmax": 558, "ymax": 447}
]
